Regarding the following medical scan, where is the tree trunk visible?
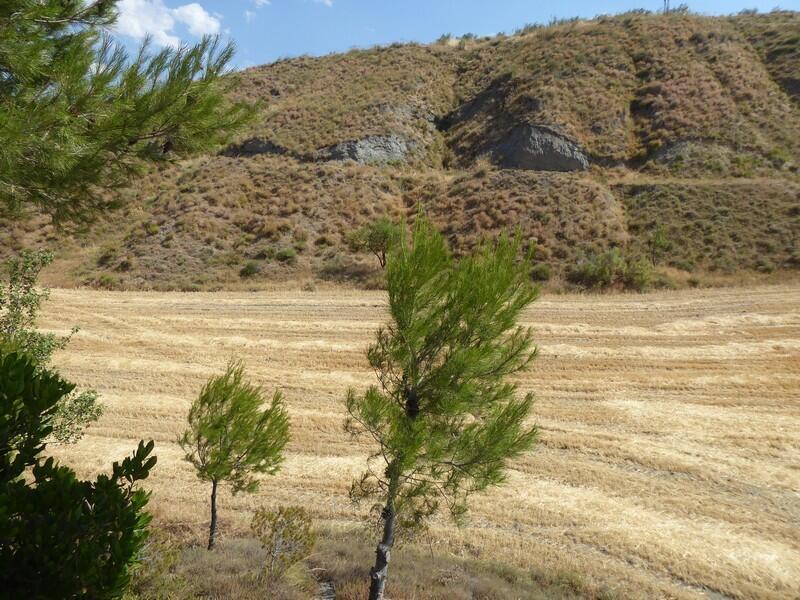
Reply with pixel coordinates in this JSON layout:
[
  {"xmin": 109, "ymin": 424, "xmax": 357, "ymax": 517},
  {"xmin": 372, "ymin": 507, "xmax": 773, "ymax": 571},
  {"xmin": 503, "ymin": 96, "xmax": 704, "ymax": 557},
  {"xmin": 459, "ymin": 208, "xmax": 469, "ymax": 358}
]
[
  {"xmin": 367, "ymin": 497, "xmax": 396, "ymax": 600},
  {"xmin": 207, "ymin": 479, "xmax": 218, "ymax": 550}
]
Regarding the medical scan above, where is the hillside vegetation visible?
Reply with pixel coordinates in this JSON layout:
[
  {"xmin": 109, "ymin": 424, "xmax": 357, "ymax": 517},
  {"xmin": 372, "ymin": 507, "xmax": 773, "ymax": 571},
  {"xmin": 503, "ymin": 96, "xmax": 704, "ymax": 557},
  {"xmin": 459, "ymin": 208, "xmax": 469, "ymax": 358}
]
[{"xmin": 5, "ymin": 10, "xmax": 799, "ymax": 290}]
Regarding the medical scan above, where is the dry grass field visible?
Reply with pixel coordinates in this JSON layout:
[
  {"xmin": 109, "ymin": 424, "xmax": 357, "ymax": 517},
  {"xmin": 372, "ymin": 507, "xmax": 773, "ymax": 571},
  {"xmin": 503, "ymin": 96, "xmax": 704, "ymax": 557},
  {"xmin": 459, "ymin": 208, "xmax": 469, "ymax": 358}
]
[{"xmin": 40, "ymin": 285, "xmax": 800, "ymax": 600}]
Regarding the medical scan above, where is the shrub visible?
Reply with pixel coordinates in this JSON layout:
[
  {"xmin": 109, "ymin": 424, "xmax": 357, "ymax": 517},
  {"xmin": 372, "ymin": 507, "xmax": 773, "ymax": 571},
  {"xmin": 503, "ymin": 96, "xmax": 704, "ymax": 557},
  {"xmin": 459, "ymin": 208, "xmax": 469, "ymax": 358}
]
[
  {"xmin": 529, "ymin": 263, "xmax": 551, "ymax": 282},
  {"xmin": 239, "ymin": 261, "xmax": 260, "ymax": 278},
  {"xmin": 568, "ymin": 249, "xmax": 625, "ymax": 288},
  {"xmin": 275, "ymin": 248, "xmax": 297, "ymax": 264},
  {"xmin": 0, "ymin": 348, "xmax": 156, "ymax": 599},
  {"xmin": 0, "ymin": 250, "xmax": 102, "ymax": 443},
  {"xmin": 251, "ymin": 506, "xmax": 316, "ymax": 584},
  {"xmin": 568, "ymin": 249, "xmax": 654, "ymax": 291}
]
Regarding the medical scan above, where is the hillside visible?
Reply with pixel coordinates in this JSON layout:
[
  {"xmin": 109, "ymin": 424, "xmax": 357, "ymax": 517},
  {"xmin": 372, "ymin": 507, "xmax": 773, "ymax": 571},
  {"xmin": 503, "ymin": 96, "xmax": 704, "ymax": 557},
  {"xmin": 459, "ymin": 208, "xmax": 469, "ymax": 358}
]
[{"xmin": 5, "ymin": 10, "xmax": 799, "ymax": 291}]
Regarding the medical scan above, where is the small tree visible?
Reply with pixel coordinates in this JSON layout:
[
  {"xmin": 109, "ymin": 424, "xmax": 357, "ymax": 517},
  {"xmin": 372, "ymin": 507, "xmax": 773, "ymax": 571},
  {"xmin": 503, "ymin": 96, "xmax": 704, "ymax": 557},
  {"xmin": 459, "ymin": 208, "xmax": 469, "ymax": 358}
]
[
  {"xmin": 345, "ymin": 216, "xmax": 539, "ymax": 600},
  {"xmin": 251, "ymin": 505, "xmax": 316, "ymax": 584},
  {"xmin": 648, "ymin": 225, "xmax": 671, "ymax": 266},
  {"xmin": 0, "ymin": 249, "xmax": 102, "ymax": 442},
  {"xmin": 179, "ymin": 360, "xmax": 290, "ymax": 550},
  {"xmin": 0, "ymin": 345, "xmax": 156, "ymax": 599},
  {"xmin": 347, "ymin": 218, "xmax": 401, "ymax": 268}
]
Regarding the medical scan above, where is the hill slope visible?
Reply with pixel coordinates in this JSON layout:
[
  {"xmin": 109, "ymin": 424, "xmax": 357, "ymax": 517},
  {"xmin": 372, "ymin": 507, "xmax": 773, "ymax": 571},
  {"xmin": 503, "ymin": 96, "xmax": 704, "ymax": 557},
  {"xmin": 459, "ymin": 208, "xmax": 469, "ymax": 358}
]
[{"xmin": 6, "ymin": 10, "xmax": 799, "ymax": 290}]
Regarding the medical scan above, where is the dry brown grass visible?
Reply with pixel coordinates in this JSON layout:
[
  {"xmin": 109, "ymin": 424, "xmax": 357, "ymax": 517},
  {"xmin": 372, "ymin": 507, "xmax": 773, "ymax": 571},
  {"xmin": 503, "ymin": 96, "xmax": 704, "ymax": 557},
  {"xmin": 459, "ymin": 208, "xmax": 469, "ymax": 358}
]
[
  {"xmin": 3, "ymin": 12, "xmax": 798, "ymax": 291},
  {"xmin": 41, "ymin": 285, "xmax": 800, "ymax": 599}
]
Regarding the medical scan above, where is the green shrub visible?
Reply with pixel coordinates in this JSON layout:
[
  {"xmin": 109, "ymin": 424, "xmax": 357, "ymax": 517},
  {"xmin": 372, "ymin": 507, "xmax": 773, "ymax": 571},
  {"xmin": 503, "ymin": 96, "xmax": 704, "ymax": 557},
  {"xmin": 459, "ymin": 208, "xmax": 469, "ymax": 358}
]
[
  {"xmin": 568, "ymin": 249, "xmax": 654, "ymax": 291},
  {"xmin": 529, "ymin": 263, "xmax": 551, "ymax": 282},
  {"xmin": 621, "ymin": 257, "xmax": 653, "ymax": 291},
  {"xmin": 0, "ymin": 348, "xmax": 156, "ymax": 599},
  {"xmin": 275, "ymin": 248, "xmax": 297, "ymax": 264},
  {"xmin": 239, "ymin": 261, "xmax": 260, "ymax": 278},
  {"xmin": 568, "ymin": 249, "xmax": 625, "ymax": 288}
]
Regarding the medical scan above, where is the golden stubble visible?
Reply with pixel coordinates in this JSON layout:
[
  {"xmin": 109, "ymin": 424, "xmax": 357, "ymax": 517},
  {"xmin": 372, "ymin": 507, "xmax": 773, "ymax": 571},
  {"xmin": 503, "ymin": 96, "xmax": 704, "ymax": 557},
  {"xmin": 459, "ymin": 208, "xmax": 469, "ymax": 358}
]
[{"xmin": 41, "ymin": 285, "xmax": 800, "ymax": 600}]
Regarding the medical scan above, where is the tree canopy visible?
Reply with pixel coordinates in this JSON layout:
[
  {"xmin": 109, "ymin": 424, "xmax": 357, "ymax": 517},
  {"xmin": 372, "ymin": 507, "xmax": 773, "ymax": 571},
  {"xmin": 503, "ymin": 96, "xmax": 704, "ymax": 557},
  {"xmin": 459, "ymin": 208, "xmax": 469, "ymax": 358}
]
[
  {"xmin": 345, "ymin": 216, "xmax": 539, "ymax": 599},
  {"xmin": 0, "ymin": 0, "xmax": 254, "ymax": 224},
  {"xmin": 179, "ymin": 360, "xmax": 291, "ymax": 549}
]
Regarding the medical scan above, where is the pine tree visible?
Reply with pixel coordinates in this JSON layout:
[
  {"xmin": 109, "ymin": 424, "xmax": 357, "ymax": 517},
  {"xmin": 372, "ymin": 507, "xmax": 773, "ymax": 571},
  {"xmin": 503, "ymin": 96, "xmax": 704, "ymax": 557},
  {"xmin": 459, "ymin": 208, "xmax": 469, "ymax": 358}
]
[
  {"xmin": 0, "ymin": 0, "xmax": 253, "ymax": 224},
  {"xmin": 179, "ymin": 360, "xmax": 291, "ymax": 550},
  {"xmin": 345, "ymin": 216, "xmax": 540, "ymax": 600}
]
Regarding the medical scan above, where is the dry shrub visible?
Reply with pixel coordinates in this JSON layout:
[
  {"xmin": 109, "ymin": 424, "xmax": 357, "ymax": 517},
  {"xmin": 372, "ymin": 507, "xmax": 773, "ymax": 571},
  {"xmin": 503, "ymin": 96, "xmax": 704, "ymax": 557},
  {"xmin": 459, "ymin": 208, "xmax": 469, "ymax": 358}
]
[{"xmin": 251, "ymin": 506, "xmax": 316, "ymax": 584}]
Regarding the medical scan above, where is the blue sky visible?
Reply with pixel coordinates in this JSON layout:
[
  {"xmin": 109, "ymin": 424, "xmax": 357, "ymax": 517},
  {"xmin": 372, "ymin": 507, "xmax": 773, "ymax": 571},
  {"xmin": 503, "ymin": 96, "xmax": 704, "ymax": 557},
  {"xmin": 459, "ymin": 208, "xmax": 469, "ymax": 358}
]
[{"xmin": 114, "ymin": 0, "xmax": 800, "ymax": 68}]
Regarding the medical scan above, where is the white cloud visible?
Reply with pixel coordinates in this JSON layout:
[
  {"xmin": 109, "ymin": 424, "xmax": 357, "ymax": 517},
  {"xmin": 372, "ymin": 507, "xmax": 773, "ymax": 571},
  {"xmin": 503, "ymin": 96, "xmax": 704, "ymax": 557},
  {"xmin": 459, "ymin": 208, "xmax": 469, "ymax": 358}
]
[
  {"xmin": 244, "ymin": 9, "xmax": 256, "ymax": 23},
  {"xmin": 115, "ymin": 0, "xmax": 220, "ymax": 47},
  {"xmin": 253, "ymin": 0, "xmax": 270, "ymax": 6},
  {"xmin": 172, "ymin": 3, "xmax": 220, "ymax": 36},
  {"xmin": 315, "ymin": 0, "xmax": 333, "ymax": 5}
]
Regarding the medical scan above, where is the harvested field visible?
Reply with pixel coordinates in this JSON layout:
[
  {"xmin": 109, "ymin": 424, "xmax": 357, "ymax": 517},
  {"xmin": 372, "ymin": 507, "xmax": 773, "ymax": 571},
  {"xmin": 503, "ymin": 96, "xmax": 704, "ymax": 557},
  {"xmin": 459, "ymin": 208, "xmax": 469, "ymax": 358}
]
[{"xmin": 41, "ymin": 285, "xmax": 800, "ymax": 600}]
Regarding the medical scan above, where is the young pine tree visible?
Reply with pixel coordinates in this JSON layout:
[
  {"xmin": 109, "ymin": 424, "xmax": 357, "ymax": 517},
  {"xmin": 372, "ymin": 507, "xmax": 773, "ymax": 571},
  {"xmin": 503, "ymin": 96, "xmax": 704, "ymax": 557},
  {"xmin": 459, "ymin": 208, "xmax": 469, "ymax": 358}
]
[
  {"xmin": 345, "ymin": 216, "xmax": 539, "ymax": 600},
  {"xmin": 179, "ymin": 361, "xmax": 290, "ymax": 550}
]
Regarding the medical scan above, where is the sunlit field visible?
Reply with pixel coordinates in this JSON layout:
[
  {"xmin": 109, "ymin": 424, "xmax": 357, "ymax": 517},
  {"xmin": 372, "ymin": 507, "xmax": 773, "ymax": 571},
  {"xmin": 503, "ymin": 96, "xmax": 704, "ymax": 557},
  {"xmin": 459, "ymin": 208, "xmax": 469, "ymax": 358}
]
[{"xmin": 42, "ymin": 285, "xmax": 800, "ymax": 600}]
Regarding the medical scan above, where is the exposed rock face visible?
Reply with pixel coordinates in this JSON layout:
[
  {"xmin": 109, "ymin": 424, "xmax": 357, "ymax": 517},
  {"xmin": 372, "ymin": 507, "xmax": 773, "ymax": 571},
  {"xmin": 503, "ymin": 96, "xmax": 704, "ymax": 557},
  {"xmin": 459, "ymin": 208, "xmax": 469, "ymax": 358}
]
[
  {"xmin": 494, "ymin": 125, "xmax": 589, "ymax": 172},
  {"xmin": 318, "ymin": 135, "xmax": 414, "ymax": 164},
  {"xmin": 224, "ymin": 137, "xmax": 287, "ymax": 157}
]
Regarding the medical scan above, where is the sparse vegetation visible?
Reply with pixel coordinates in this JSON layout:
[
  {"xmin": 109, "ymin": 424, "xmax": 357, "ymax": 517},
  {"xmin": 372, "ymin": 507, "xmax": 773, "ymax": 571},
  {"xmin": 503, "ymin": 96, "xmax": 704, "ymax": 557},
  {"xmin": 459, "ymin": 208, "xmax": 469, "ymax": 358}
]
[
  {"xmin": 250, "ymin": 505, "xmax": 316, "ymax": 585},
  {"xmin": 5, "ymin": 11, "xmax": 798, "ymax": 289},
  {"xmin": 0, "ymin": 250, "xmax": 102, "ymax": 442}
]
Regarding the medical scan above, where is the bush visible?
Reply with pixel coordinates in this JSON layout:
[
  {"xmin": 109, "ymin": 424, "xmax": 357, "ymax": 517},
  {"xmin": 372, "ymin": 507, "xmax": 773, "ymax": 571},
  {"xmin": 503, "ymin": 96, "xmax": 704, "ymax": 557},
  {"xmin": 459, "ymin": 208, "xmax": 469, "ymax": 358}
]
[
  {"xmin": 529, "ymin": 263, "xmax": 551, "ymax": 282},
  {"xmin": 1, "ymin": 250, "xmax": 102, "ymax": 442},
  {"xmin": 568, "ymin": 249, "xmax": 625, "ymax": 288},
  {"xmin": 239, "ymin": 261, "xmax": 260, "ymax": 278},
  {"xmin": 251, "ymin": 506, "xmax": 316, "ymax": 584},
  {"xmin": 568, "ymin": 249, "xmax": 654, "ymax": 291},
  {"xmin": 275, "ymin": 248, "xmax": 297, "ymax": 264},
  {"xmin": 0, "ymin": 348, "xmax": 156, "ymax": 599}
]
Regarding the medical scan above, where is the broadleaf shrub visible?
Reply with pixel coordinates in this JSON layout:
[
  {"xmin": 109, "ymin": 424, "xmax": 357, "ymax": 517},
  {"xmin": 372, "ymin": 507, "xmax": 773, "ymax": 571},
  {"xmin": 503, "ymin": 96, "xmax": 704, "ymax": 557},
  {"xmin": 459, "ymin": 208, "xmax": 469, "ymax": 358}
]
[
  {"xmin": 0, "ymin": 250, "xmax": 102, "ymax": 442},
  {"xmin": 0, "ymin": 347, "xmax": 156, "ymax": 599}
]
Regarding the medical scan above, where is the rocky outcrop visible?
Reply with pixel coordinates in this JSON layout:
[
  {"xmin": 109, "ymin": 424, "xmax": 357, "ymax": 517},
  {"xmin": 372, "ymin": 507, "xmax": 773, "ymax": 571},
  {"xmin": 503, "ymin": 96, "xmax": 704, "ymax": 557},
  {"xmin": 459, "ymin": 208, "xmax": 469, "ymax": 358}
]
[
  {"xmin": 224, "ymin": 137, "xmax": 288, "ymax": 157},
  {"xmin": 317, "ymin": 135, "xmax": 414, "ymax": 164},
  {"xmin": 493, "ymin": 125, "xmax": 589, "ymax": 172}
]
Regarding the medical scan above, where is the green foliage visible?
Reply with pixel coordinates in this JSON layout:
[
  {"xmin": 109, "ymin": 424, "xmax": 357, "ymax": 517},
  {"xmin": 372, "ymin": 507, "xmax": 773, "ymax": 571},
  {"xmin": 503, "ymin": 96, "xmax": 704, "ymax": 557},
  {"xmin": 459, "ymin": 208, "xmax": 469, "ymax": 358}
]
[
  {"xmin": 568, "ymin": 248, "xmax": 654, "ymax": 291},
  {"xmin": 0, "ymin": 348, "xmax": 156, "ymax": 599},
  {"xmin": 275, "ymin": 247, "xmax": 297, "ymax": 264},
  {"xmin": 0, "ymin": 0, "xmax": 254, "ymax": 224},
  {"xmin": 346, "ymin": 216, "xmax": 539, "ymax": 597},
  {"xmin": 347, "ymin": 214, "xmax": 538, "ymax": 527},
  {"xmin": 529, "ymin": 263, "xmax": 552, "ymax": 282},
  {"xmin": 180, "ymin": 360, "xmax": 290, "ymax": 491},
  {"xmin": 648, "ymin": 225, "xmax": 672, "ymax": 265},
  {"xmin": 179, "ymin": 360, "xmax": 290, "ymax": 548},
  {"xmin": 0, "ymin": 249, "xmax": 102, "ymax": 443},
  {"xmin": 347, "ymin": 218, "xmax": 401, "ymax": 268},
  {"xmin": 239, "ymin": 261, "xmax": 261, "ymax": 278},
  {"xmin": 251, "ymin": 505, "xmax": 316, "ymax": 584}
]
